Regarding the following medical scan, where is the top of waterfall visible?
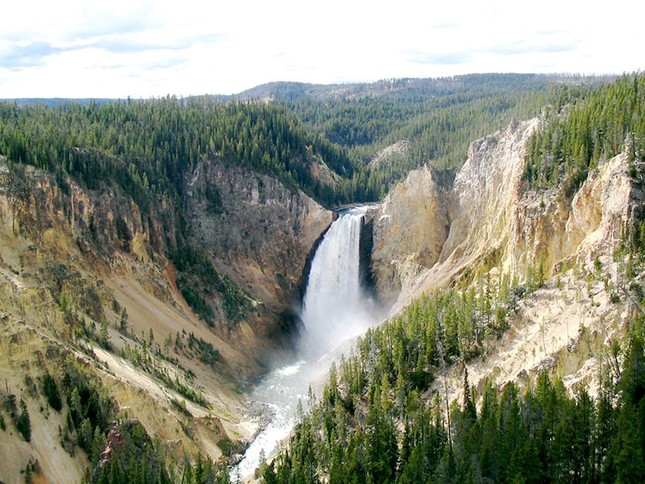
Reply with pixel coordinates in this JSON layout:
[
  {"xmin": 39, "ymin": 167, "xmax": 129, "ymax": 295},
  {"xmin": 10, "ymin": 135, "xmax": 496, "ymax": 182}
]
[{"xmin": 333, "ymin": 202, "xmax": 380, "ymax": 215}]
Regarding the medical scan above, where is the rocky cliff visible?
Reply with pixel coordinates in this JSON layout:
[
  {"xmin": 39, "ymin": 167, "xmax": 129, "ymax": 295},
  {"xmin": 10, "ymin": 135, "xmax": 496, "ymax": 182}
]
[
  {"xmin": 374, "ymin": 118, "xmax": 641, "ymax": 306},
  {"xmin": 372, "ymin": 117, "xmax": 643, "ymax": 398},
  {"xmin": 371, "ymin": 164, "xmax": 453, "ymax": 306},
  {"xmin": 184, "ymin": 159, "xmax": 331, "ymax": 336}
]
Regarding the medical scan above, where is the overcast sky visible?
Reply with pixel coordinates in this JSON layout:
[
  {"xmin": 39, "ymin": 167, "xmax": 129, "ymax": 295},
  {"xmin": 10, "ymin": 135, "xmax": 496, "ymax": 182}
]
[{"xmin": 1, "ymin": 0, "xmax": 642, "ymax": 98}]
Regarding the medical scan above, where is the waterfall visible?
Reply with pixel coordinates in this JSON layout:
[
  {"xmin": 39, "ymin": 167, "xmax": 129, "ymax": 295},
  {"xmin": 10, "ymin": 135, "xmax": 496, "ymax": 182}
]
[
  {"xmin": 232, "ymin": 205, "xmax": 378, "ymax": 481},
  {"xmin": 300, "ymin": 206, "xmax": 374, "ymax": 354}
]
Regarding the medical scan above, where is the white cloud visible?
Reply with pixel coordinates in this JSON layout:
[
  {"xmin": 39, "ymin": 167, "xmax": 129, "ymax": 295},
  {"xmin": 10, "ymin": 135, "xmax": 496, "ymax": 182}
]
[{"xmin": 0, "ymin": 0, "xmax": 642, "ymax": 98}]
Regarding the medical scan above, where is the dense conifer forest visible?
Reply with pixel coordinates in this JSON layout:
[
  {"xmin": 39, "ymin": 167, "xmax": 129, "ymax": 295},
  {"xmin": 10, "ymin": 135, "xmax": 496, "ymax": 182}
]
[
  {"xmin": 262, "ymin": 293, "xmax": 645, "ymax": 482},
  {"xmin": 262, "ymin": 322, "xmax": 645, "ymax": 482},
  {"xmin": 242, "ymin": 74, "xmax": 602, "ymax": 197},
  {"xmin": 524, "ymin": 75, "xmax": 645, "ymax": 195},
  {"xmin": 0, "ymin": 73, "xmax": 612, "ymax": 206},
  {"xmin": 0, "ymin": 99, "xmax": 353, "ymax": 207}
]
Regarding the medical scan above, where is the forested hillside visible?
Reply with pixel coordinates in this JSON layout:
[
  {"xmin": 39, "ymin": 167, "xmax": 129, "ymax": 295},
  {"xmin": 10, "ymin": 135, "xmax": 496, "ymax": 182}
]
[
  {"xmin": 525, "ymin": 74, "xmax": 645, "ymax": 195},
  {"xmin": 242, "ymin": 74, "xmax": 614, "ymax": 198},
  {"xmin": 263, "ymin": 318, "xmax": 645, "ymax": 482},
  {"xmin": 0, "ymin": 98, "xmax": 353, "ymax": 208},
  {"xmin": 1, "ymin": 74, "xmax": 614, "ymax": 205}
]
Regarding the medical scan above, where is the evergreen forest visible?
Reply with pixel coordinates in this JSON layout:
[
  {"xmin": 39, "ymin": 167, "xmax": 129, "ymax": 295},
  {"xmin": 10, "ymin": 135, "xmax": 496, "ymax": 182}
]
[{"xmin": 0, "ymin": 73, "xmax": 615, "ymax": 208}]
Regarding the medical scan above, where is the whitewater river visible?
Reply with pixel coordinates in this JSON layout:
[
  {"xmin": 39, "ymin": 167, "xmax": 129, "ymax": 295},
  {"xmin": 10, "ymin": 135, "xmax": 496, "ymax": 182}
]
[
  {"xmin": 231, "ymin": 354, "xmax": 332, "ymax": 481},
  {"xmin": 231, "ymin": 206, "xmax": 380, "ymax": 481}
]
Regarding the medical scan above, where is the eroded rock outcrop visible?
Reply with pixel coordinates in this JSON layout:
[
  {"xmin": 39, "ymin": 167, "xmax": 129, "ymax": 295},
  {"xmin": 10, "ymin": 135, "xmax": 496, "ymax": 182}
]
[
  {"xmin": 374, "ymin": 117, "xmax": 641, "ymax": 311},
  {"xmin": 185, "ymin": 159, "xmax": 332, "ymax": 327},
  {"xmin": 370, "ymin": 116, "xmax": 643, "ymax": 408},
  {"xmin": 371, "ymin": 164, "xmax": 453, "ymax": 306}
]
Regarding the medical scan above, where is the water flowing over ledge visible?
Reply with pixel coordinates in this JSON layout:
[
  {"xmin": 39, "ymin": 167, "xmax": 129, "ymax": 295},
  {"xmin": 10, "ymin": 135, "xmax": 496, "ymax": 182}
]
[
  {"xmin": 299, "ymin": 206, "xmax": 377, "ymax": 355},
  {"xmin": 232, "ymin": 205, "xmax": 382, "ymax": 481}
]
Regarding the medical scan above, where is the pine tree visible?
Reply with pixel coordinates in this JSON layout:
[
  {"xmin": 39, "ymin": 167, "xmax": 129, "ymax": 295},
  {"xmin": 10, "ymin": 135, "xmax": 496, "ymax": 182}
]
[
  {"xmin": 16, "ymin": 399, "xmax": 31, "ymax": 442},
  {"xmin": 611, "ymin": 327, "xmax": 645, "ymax": 482}
]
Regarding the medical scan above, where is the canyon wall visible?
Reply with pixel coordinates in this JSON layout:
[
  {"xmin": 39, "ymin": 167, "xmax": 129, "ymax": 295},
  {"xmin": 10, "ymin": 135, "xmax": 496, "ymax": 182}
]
[
  {"xmin": 185, "ymin": 159, "xmax": 332, "ymax": 328},
  {"xmin": 0, "ymin": 156, "xmax": 331, "ymax": 480},
  {"xmin": 370, "ymin": 117, "xmax": 643, "ymax": 404},
  {"xmin": 373, "ymin": 118, "xmax": 641, "ymax": 310}
]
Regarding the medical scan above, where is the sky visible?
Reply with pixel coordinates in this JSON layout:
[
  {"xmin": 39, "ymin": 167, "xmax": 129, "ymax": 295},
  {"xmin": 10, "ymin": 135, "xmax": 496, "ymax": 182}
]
[{"xmin": 1, "ymin": 0, "xmax": 642, "ymax": 99}]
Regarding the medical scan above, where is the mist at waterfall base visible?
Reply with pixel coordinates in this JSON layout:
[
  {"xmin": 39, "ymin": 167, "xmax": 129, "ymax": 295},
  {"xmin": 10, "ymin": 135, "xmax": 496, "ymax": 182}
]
[{"xmin": 232, "ymin": 207, "xmax": 383, "ymax": 480}]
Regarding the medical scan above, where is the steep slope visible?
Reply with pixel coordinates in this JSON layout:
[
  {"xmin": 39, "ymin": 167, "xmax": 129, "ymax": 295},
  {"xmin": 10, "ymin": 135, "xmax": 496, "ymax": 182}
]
[
  {"xmin": 255, "ymin": 75, "xmax": 645, "ymax": 483},
  {"xmin": 263, "ymin": 105, "xmax": 644, "ymax": 483},
  {"xmin": 371, "ymin": 163, "xmax": 453, "ymax": 306},
  {"xmin": 0, "ymin": 156, "xmax": 331, "ymax": 482},
  {"xmin": 183, "ymin": 158, "xmax": 331, "ymax": 342},
  {"xmin": 372, "ymin": 116, "xmax": 643, "ymax": 397}
]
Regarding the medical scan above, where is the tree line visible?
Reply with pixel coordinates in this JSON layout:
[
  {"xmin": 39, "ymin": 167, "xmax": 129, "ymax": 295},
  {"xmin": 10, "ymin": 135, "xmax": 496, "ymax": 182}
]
[
  {"xmin": 524, "ymin": 73, "xmax": 645, "ymax": 195},
  {"xmin": 0, "ymin": 97, "xmax": 355, "ymax": 208}
]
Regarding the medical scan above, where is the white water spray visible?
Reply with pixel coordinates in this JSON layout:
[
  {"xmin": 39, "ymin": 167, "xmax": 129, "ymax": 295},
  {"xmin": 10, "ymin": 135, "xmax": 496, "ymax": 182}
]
[
  {"xmin": 300, "ymin": 206, "xmax": 375, "ymax": 354},
  {"xmin": 232, "ymin": 206, "xmax": 379, "ymax": 481}
]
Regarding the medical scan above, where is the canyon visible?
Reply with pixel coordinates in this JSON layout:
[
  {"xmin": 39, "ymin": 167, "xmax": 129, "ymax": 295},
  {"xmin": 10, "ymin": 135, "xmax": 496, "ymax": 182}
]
[{"xmin": 0, "ymin": 94, "xmax": 642, "ymax": 482}]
